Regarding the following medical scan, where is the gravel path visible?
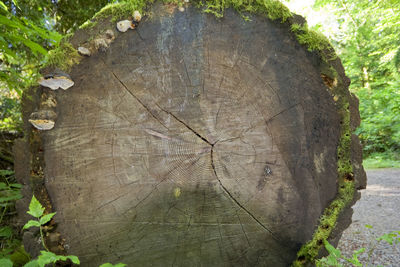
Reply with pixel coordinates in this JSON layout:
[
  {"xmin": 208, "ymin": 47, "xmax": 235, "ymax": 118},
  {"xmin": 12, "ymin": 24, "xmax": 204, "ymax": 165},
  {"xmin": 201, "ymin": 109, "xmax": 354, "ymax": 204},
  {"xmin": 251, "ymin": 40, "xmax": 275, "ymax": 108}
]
[{"xmin": 337, "ymin": 169, "xmax": 400, "ymax": 266}]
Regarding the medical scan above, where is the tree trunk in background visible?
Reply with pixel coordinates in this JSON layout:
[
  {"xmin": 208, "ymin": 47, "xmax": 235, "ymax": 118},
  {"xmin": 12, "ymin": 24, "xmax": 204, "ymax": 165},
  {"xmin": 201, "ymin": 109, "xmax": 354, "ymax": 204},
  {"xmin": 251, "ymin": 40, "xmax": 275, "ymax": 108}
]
[{"xmin": 14, "ymin": 3, "xmax": 366, "ymax": 266}]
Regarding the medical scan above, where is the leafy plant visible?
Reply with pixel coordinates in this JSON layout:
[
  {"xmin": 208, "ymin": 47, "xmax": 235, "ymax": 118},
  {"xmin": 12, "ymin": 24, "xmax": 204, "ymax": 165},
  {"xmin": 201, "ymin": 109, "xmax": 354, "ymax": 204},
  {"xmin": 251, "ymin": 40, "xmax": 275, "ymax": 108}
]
[
  {"xmin": 316, "ymin": 225, "xmax": 400, "ymax": 267},
  {"xmin": 0, "ymin": 170, "xmax": 22, "ymax": 219},
  {"xmin": 0, "ymin": 170, "xmax": 22, "ymax": 248},
  {"xmin": 21, "ymin": 195, "xmax": 79, "ymax": 267},
  {"xmin": 0, "ymin": 195, "xmax": 126, "ymax": 266}
]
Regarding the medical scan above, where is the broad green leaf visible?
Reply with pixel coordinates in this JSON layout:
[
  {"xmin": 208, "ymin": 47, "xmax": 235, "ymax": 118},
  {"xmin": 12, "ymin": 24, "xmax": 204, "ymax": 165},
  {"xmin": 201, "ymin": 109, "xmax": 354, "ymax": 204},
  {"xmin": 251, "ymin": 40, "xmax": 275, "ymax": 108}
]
[
  {"xmin": 0, "ymin": 258, "xmax": 13, "ymax": 267},
  {"xmin": 36, "ymin": 251, "xmax": 79, "ymax": 266},
  {"xmin": 23, "ymin": 220, "xmax": 41, "ymax": 230},
  {"xmin": 39, "ymin": 212, "xmax": 56, "ymax": 225},
  {"xmin": 0, "ymin": 226, "xmax": 13, "ymax": 238},
  {"xmin": 27, "ymin": 196, "xmax": 44, "ymax": 218},
  {"xmin": 36, "ymin": 251, "xmax": 58, "ymax": 267},
  {"xmin": 0, "ymin": 15, "xmax": 23, "ymax": 29},
  {"xmin": 23, "ymin": 260, "xmax": 39, "ymax": 267}
]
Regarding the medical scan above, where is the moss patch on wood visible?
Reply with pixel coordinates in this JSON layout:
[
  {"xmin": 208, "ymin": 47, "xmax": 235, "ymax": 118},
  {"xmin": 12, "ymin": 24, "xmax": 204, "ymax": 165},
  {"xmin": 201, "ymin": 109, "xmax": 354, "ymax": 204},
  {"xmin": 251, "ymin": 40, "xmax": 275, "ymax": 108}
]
[
  {"xmin": 43, "ymin": 41, "xmax": 82, "ymax": 72},
  {"xmin": 51, "ymin": 0, "xmax": 335, "ymax": 74}
]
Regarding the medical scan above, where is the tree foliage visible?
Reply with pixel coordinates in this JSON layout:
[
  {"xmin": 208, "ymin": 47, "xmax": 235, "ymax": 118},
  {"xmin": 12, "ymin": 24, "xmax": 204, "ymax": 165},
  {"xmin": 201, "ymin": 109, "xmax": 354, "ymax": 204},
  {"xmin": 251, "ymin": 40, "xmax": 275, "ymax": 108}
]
[
  {"xmin": 313, "ymin": 0, "xmax": 400, "ymax": 157},
  {"xmin": 0, "ymin": 0, "xmax": 112, "ymax": 131}
]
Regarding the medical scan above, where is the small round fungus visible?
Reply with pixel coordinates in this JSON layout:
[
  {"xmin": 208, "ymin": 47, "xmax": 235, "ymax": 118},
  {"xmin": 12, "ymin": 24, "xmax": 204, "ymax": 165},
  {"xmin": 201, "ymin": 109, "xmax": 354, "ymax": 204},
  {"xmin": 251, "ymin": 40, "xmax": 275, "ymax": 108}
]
[
  {"xmin": 133, "ymin": 10, "xmax": 142, "ymax": 22},
  {"xmin": 117, "ymin": 20, "xmax": 134, "ymax": 32},
  {"xmin": 78, "ymin": 46, "xmax": 91, "ymax": 56}
]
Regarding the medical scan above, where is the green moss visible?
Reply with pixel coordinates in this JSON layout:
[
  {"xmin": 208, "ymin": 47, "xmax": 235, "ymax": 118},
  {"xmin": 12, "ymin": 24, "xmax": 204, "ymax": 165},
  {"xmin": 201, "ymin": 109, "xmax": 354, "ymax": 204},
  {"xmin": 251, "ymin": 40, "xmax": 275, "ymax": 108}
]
[
  {"xmin": 199, "ymin": 0, "xmax": 292, "ymax": 21},
  {"xmin": 290, "ymin": 23, "xmax": 337, "ymax": 62},
  {"xmin": 80, "ymin": 0, "xmax": 151, "ymax": 29},
  {"xmin": 43, "ymin": 41, "xmax": 82, "ymax": 72},
  {"xmin": 80, "ymin": 0, "xmax": 292, "ymax": 30}
]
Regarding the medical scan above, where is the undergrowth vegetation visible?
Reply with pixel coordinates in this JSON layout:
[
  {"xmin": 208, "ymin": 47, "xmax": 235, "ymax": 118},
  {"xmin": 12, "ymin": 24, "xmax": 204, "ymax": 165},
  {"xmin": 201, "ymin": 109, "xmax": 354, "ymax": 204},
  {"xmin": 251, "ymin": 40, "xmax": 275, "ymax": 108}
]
[
  {"xmin": 316, "ymin": 225, "xmax": 400, "ymax": 267},
  {"xmin": 0, "ymin": 196, "xmax": 126, "ymax": 267}
]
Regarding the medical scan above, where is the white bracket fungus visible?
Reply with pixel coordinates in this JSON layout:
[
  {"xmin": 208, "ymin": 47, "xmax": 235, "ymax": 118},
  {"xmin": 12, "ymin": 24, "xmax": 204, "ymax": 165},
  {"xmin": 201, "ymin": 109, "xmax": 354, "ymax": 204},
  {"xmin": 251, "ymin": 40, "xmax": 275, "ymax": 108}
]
[
  {"xmin": 29, "ymin": 110, "xmax": 57, "ymax": 130},
  {"xmin": 39, "ymin": 72, "xmax": 74, "ymax": 90}
]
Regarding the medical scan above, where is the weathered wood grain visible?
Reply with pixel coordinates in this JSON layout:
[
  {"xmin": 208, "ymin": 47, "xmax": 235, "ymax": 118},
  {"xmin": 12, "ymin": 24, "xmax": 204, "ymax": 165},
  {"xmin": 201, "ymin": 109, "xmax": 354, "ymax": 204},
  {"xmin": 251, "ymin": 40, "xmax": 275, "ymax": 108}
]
[{"xmin": 15, "ymin": 3, "xmax": 365, "ymax": 266}]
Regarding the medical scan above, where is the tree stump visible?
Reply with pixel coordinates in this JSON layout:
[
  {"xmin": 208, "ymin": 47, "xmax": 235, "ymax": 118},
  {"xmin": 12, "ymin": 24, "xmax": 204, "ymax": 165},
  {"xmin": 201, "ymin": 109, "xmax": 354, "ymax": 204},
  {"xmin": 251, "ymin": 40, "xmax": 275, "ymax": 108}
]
[{"xmin": 15, "ymin": 2, "xmax": 366, "ymax": 266}]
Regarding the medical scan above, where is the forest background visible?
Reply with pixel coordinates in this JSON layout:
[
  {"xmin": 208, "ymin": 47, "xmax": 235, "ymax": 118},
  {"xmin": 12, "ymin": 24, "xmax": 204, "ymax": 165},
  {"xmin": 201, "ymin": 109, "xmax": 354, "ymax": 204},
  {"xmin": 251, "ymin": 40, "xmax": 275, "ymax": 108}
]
[{"xmin": 0, "ymin": 0, "xmax": 399, "ymax": 168}]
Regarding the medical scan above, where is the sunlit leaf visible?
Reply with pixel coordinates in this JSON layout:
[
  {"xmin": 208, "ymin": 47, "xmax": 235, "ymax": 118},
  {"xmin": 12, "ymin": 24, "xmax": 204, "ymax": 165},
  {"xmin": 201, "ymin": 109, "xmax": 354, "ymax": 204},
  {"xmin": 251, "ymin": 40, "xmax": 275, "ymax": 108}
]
[
  {"xmin": 27, "ymin": 195, "xmax": 44, "ymax": 218},
  {"xmin": 23, "ymin": 220, "xmax": 41, "ymax": 230},
  {"xmin": 39, "ymin": 212, "xmax": 56, "ymax": 225}
]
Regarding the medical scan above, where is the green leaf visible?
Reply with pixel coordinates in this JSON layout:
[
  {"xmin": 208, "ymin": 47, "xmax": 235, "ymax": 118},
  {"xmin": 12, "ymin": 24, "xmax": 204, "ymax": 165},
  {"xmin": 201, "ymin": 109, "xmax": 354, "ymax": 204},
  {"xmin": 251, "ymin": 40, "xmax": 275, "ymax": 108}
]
[
  {"xmin": 99, "ymin": 263, "xmax": 127, "ymax": 267},
  {"xmin": 27, "ymin": 196, "xmax": 44, "ymax": 218},
  {"xmin": 39, "ymin": 212, "xmax": 56, "ymax": 225},
  {"xmin": 9, "ymin": 183, "xmax": 22, "ymax": 189},
  {"xmin": 23, "ymin": 220, "xmax": 41, "ymax": 230},
  {"xmin": 36, "ymin": 251, "xmax": 58, "ymax": 267},
  {"xmin": 0, "ymin": 170, "xmax": 13, "ymax": 176},
  {"xmin": 23, "ymin": 260, "xmax": 39, "ymax": 267},
  {"xmin": 377, "ymin": 233, "xmax": 394, "ymax": 245},
  {"xmin": 0, "ymin": 1, "xmax": 8, "ymax": 11},
  {"xmin": 323, "ymin": 240, "xmax": 341, "ymax": 258},
  {"xmin": 0, "ymin": 226, "xmax": 13, "ymax": 238},
  {"xmin": 0, "ymin": 193, "xmax": 22, "ymax": 203},
  {"xmin": 66, "ymin": 255, "xmax": 80, "ymax": 264},
  {"xmin": 0, "ymin": 258, "xmax": 13, "ymax": 267},
  {"xmin": 0, "ymin": 183, "xmax": 8, "ymax": 190},
  {"xmin": 365, "ymin": 224, "xmax": 373, "ymax": 229},
  {"xmin": 36, "ymin": 251, "xmax": 79, "ymax": 266}
]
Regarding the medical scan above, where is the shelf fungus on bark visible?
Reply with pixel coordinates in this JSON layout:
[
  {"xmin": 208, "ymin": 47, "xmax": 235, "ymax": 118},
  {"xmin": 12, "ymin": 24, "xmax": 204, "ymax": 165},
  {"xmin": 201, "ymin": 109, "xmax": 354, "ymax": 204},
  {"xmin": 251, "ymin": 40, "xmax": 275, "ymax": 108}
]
[
  {"xmin": 29, "ymin": 109, "xmax": 57, "ymax": 130},
  {"xmin": 39, "ymin": 72, "xmax": 74, "ymax": 90}
]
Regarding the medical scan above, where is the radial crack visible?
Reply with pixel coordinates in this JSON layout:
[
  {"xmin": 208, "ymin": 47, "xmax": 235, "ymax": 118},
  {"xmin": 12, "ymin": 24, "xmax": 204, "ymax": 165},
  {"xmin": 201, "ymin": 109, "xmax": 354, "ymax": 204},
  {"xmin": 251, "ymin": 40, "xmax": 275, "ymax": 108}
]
[
  {"xmin": 155, "ymin": 103, "xmax": 211, "ymax": 145},
  {"xmin": 265, "ymin": 102, "xmax": 300, "ymax": 124},
  {"xmin": 210, "ymin": 146, "xmax": 280, "ymax": 241},
  {"xmin": 111, "ymin": 72, "xmax": 168, "ymax": 129}
]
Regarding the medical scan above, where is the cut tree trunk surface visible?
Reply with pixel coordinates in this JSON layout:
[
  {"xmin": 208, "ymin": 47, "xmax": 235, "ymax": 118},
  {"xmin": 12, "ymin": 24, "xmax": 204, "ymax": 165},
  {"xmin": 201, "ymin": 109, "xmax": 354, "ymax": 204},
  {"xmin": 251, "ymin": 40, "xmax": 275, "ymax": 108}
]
[{"xmin": 15, "ymin": 3, "xmax": 366, "ymax": 266}]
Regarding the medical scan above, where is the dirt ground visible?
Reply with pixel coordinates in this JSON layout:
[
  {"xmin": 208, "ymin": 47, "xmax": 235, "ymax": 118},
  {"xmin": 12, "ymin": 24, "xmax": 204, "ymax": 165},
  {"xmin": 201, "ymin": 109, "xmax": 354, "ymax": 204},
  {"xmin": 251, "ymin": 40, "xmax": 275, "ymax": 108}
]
[{"xmin": 338, "ymin": 168, "xmax": 400, "ymax": 266}]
